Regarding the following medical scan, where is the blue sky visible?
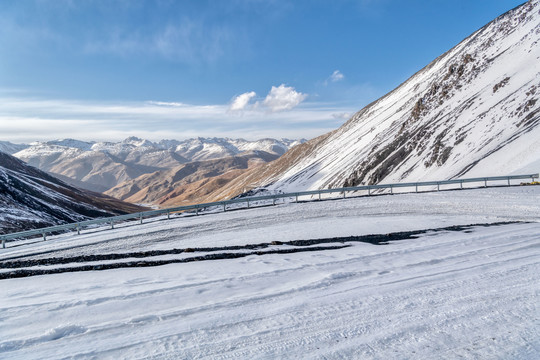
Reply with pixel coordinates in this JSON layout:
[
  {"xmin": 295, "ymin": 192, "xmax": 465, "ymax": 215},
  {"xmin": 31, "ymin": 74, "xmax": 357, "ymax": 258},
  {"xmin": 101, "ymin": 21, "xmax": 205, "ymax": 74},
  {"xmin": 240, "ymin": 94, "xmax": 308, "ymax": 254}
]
[{"xmin": 0, "ymin": 0, "xmax": 525, "ymax": 143}]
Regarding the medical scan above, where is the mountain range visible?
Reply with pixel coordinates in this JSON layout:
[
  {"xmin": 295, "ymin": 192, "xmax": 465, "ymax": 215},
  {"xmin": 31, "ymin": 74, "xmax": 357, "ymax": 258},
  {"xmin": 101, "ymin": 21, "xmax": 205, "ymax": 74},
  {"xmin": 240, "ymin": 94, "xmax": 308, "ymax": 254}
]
[
  {"xmin": 104, "ymin": 150, "xmax": 280, "ymax": 206},
  {"xmin": 2, "ymin": 1, "xmax": 539, "ymax": 214},
  {"xmin": 8, "ymin": 137, "xmax": 303, "ymax": 193}
]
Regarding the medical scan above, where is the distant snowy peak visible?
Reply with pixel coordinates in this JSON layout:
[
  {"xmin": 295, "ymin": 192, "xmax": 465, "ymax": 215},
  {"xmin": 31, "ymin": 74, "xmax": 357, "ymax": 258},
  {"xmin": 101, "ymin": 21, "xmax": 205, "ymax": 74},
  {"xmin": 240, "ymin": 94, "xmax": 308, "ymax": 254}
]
[
  {"xmin": 15, "ymin": 136, "xmax": 305, "ymax": 162},
  {"xmin": 17, "ymin": 142, "xmax": 84, "ymax": 157},
  {"xmin": 228, "ymin": 0, "xmax": 540, "ymax": 194},
  {"xmin": 0, "ymin": 141, "xmax": 28, "ymax": 155},
  {"xmin": 121, "ymin": 136, "xmax": 157, "ymax": 149},
  {"xmin": 232, "ymin": 138, "xmax": 305, "ymax": 157},
  {"xmin": 90, "ymin": 138, "xmax": 156, "ymax": 154},
  {"xmin": 48, "ymin": 139, "xmax": 95, "ymax": 151}
]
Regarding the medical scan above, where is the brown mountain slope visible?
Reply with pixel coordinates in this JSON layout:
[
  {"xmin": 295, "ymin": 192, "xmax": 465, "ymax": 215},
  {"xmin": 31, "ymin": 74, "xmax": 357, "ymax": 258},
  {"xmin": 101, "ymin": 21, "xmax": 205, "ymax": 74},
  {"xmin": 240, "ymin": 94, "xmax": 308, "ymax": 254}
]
[
  {"xmin": 157, "ymin": 169, "xmax": 249, "ymax": 207},
  {"xmin": 105, "ymin": 151, "xmax": 279, "ymax": 206},
  {"xmin": 188, "ymin": 132, "xmax": 337, "ymax": 201}
]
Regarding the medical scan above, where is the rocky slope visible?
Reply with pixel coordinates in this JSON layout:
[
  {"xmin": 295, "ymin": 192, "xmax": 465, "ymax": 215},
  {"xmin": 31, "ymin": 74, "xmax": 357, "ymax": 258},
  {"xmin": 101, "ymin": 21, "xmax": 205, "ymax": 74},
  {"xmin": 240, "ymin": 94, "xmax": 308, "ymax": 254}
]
[
  {"xmin": 208, "ymin": 0, "xmax": 540, "ymax": 197},
  {"xmin": 0, "ymin": 152, "xmax": 144, "ymax": 234},
  {"xmin": 13, "ymin": 137, "xmax": 303, "ymax": 192},
  {"xmin": 105, "ymin": 151, "xmax": 278, "ymax": 206}
]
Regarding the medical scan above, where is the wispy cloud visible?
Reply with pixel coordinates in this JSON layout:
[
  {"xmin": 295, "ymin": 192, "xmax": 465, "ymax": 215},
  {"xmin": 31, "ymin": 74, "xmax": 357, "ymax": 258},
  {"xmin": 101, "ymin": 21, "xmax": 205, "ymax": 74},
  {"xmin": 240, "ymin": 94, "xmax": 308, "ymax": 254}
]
[
  {"xmin": 147, "ymin": 101, "xmax": 185, "ymax": 107},
  {"xmin": 84, "ymin": 18, "xmax": 237, "ymax": 64},
  {"xmin": 0, "ymin": 11, "xmax": 66, "ymax": 54},
  {"xmin": 329, "ymin": 70, "xmax": 345, "ymax": 82},
  {"xmin": 0, "ymin": 94, "xmax": 355, "ymax": 143},
  {"xmin": 324, "ymin": 70, "xmax": 345, "ymax": 85}
]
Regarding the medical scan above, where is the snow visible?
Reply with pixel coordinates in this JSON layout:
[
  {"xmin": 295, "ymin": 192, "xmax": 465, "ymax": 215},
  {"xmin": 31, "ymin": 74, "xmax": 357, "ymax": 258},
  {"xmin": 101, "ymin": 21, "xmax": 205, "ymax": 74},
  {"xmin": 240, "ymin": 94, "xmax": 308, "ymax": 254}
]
[
  {"xmin": 15, "ymin": 143, "xmax": 84, "ymax": 158},
  {"xmin": 1, "ymin": 186, "xmax": 539, "ymax": 359},
  {"xmin": 16, "ymin": 137, "xmax": 302, "ymax": 163},
  {"xmin": 47, "ymin": 139, "xmax": 95, "ymax": 151},
  {"xmin": 0, "ymin": 141, "xmax": 28, "ymax": 155}
]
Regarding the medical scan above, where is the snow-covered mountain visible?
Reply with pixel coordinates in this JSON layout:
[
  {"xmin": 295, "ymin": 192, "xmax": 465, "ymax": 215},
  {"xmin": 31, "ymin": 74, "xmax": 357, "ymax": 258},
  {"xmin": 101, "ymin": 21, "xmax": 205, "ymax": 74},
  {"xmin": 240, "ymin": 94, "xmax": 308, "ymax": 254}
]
[
  {"xmin": 0, "ymin": 141, "xmax": 28, "ymax": 155},
  {"xmin": 12, "ymin": 137, "xmax": 303, "ymax": 192},
  {"xmin": 0, "ymin": 152, "xmax": 143, "ymax": 234},
  {"xmin": 214, "ymin": 1, "xmax": 540, "ymax": 195},
  {"xmin": 168, "ymin": 137, "xmax": 301, "ymax": 161}
]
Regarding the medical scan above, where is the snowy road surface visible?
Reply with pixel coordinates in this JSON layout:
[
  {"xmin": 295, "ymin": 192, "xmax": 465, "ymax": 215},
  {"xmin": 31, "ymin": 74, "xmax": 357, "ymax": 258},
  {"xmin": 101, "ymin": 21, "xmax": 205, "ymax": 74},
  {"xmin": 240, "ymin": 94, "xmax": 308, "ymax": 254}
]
[{"xmin": 0, "ymin": 186, "xmax": 539, "ymax": 359}]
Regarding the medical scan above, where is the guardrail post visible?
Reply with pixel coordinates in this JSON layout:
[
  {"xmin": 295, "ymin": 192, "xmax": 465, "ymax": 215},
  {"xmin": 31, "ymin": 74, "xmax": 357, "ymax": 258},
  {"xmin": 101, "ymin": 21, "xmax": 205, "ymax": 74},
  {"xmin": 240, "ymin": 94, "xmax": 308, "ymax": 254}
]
[
  {"xmin": 507, "ymin": 177, "xmax": 510, "ymax": 186},
  {"xmin": 110, "ymin": 220, "xmax": 114, "ymax": 229},
  {"xmin": 247, "ymin": 199, "xmax": 250, "ymax": 208},
  {"xmin": 272, "ymin": 197, "xmax": 276, "ymax": 206},
  {"xmin": 415, "ymin": 184, "xmax": 418, "ymax": 193},
  {"xmin": 196, "ymin": 207, "xmax": 199, "ymax": 216},
  {"xmin": 2, "ymin": 239, "xmax": 5, "ymax": 249},
  {"xmin": 167, "ymin": 210, "xmax": 170, "ymax": 220},
  {"xmin": 437, "ymin": 182, "xmax": 440, "ymax": 191},
  {"xmin": 368, "ymin": 187, "xmax": 371, "ymax": 196},
  {"xmin": 390, "ymin": 185, "xmax": 393, "ymax": 194},
  {"xmin": 460, "ymin": 180, "xmax": 463, "ymax": 190},
  {"xmin": 223, "ymin": 203, "xmax": 226, "ymax": 212},
  {"xmin": 140, "ymin": 213, "xmax": 143, "ymax": 224},
  {"xmin": 484, "ymin": 178, "xmax": 487, "ymax": 188},
  {"xmin": 43, "ymin": 233, "xmax": 46, "ymax": 241},
  {"xmin": 77, "ymin": 224, "xmax": 80, "ymax": 235},
  {"xmin": 296, "ymin": 194, "xmax": 298, "ymax": 203},
  {"xmin": 318, "ymin": 192, "xmax": 321, "ymax": 201},
  {"xmin": 343, "ymin": 191, "xmax": 346, "ymax": 199}
]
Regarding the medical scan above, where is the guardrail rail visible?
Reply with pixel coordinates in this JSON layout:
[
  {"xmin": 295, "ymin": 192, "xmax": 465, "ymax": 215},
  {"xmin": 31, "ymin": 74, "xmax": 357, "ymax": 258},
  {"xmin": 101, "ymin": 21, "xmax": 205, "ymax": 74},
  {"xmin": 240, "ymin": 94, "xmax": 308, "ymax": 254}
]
[{"xmin": 1, "ymin": 173, "xmax": 538, "ymax": 249}]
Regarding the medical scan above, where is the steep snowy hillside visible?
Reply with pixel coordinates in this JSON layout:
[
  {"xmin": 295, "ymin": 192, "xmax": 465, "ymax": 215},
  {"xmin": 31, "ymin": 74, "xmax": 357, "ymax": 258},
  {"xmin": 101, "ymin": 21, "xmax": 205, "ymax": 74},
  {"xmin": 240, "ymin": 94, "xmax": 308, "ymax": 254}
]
[
  {"xmin": 220, "ymin": 1, "xmax": 540, "ymax": 195},
  {"xmin": 13, "ymin": 137, "xmax": 303, "ymax": 192},
  {"xmin": 0, "ymin": 152, "xmax": 143, "ymax": 234}
]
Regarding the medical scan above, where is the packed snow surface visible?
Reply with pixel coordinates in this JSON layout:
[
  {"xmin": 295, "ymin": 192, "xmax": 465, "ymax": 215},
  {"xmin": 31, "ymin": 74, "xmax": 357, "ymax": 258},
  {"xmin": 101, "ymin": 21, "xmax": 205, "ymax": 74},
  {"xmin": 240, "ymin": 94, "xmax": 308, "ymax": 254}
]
[{"xmin": 0, "ymin": 186, "xmax": 539, "ymax": 359}]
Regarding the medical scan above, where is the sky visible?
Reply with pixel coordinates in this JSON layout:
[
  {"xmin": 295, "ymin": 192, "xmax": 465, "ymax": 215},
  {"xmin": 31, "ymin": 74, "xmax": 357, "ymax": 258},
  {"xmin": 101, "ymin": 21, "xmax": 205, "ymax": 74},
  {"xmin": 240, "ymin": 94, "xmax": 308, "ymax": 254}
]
[{"xmin": 0, "ymin": 0, "xmax": 526, "ymax": 143}]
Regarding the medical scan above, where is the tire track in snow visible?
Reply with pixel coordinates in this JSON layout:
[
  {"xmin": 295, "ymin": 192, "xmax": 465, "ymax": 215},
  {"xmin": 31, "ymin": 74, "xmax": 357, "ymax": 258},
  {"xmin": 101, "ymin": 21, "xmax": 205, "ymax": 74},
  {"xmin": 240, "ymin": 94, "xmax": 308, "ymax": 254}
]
[{"xmin": 0, "ymin": 222, "xmax": 521, "ymax": 280}]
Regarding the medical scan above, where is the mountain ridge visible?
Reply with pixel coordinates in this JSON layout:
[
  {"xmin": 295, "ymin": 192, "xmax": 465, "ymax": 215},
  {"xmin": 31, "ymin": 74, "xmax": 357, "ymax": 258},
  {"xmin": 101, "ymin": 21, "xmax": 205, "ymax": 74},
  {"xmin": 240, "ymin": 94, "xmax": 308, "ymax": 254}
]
[
  {"xmin": 204, "ymin": 0, "xmax": 540, "ymax": 197},
  {"xmin": 104, "ymin": 150, "xmax": 279, "ymax": 206},
  {"xmin": 11, "ymin": 137, "xmax": 304, "ymax": 192},
  {"xmin": 0, "ymin": 152, "xmax": 144, "ymax": 234}
]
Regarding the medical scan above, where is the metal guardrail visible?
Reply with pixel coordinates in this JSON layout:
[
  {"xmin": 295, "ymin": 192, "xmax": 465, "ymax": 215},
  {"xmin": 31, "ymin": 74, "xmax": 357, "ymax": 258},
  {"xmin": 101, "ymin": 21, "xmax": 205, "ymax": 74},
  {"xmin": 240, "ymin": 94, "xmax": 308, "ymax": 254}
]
[{"xmin": 1, "ymin": 173, "xmax": 538, "ymax": 249}]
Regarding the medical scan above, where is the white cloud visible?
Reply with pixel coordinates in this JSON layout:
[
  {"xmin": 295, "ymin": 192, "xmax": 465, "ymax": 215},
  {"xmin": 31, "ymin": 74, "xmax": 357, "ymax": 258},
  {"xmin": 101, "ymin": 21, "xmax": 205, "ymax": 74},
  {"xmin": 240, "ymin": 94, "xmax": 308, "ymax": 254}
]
[
  {"xmin": 0, "ymin": 93, "xmax": 357, "ymax": 143},
  {"xmin": 229, "ymin": 91, "xmax": 256, "ymax": 111},
  {"xmin": 147, "ymin": 101, "xmax": 185, "ymax": 107},
  {"xmin": 330, "ymin": 70, "xmax": 345, "ymax": 82},
  {"xmin": 262, "ymin": 84, "xmax": 307, "ymax": 112}
]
